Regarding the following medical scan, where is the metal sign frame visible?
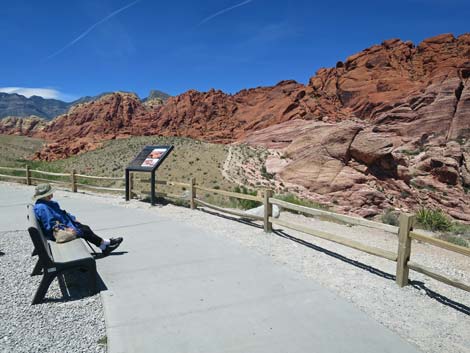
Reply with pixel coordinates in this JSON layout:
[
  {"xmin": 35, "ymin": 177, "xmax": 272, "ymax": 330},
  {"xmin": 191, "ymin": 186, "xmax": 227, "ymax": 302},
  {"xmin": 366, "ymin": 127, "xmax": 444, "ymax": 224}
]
[{"xmin": 125, "ymin": 145, "xmax": 174, "ymax": 205}]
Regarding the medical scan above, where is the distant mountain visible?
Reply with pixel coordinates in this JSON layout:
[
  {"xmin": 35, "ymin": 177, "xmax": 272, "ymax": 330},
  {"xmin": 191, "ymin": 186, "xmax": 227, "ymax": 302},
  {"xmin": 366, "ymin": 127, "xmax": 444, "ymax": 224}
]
[
  {"xmin": 0, "ymin": 89, "xmax": 171, "ymax": 120},
  {"xmin": 144, "ymin": 90, "xmax": 171, "ymax": 103},
  {"xmin": 70, "ymin": 92, "xmax": 114, "ymax": 106},
  {"xmin": 0, "ymin": 93, "xmax": 70, "ymax": 120}
]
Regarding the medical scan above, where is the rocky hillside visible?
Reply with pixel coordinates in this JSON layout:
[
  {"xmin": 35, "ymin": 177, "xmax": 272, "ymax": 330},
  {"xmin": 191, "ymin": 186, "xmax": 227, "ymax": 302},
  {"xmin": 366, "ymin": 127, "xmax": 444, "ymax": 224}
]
[
  {"xmin": 1, "ymin": 33, "xmax": 469, "ymax": 219},
  {"xmin": 242, "ymin": 33, "xmax": 470, "ymax": 219},
  {"xmin": 0, "ymin": 89, "xmax": 171, "ymax": 120},
  {"xmin": 0, "ymin": 116, "xmax": 47, "ymax": 135}
]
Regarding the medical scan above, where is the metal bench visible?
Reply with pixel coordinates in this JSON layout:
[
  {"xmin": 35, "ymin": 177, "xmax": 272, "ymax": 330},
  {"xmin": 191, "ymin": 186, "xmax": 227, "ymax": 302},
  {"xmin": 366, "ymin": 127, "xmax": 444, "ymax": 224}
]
[{"xmin": 27, "ymin": 204, "xmax": 97, "ymax": 305}]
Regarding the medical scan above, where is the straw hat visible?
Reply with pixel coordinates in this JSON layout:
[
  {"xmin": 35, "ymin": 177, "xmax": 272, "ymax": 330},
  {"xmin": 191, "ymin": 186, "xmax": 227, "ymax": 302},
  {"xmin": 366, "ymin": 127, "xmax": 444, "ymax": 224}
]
[{"xmin": 32, "ymin": 183, "xmax": 55, "ymax": 201}]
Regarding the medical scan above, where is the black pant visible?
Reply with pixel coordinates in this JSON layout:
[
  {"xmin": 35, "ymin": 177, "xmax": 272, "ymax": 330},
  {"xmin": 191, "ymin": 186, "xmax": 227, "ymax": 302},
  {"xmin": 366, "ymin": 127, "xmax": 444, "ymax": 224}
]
[{"xmin": 76, "ymin": 223, "xmax": 103, "ymax": 247}]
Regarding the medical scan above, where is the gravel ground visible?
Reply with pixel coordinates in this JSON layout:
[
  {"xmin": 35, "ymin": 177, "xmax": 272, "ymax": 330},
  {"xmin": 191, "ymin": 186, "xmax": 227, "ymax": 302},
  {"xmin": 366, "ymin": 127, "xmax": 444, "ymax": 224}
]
[
  {"xmin": 0, "ymin": 230, "xmax": 106, "ymax": 353},
  {"xmin": 1, "ymin": 183, "xmax": 469, "ymax": 353}
]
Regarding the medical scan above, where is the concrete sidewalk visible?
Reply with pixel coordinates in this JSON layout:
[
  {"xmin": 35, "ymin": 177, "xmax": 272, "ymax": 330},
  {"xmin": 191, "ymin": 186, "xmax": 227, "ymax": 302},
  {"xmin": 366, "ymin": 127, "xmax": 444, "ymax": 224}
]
[{"xmin": 0, "ymin": 183, "xmax": 421, "ymax": 353}]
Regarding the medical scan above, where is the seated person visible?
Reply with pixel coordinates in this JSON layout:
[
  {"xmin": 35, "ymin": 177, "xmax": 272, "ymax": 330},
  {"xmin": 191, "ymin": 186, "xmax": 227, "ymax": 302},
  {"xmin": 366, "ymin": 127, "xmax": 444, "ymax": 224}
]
[{"xmin": 33, "ymin": 183, "xmax": 123, "ymax": 256}]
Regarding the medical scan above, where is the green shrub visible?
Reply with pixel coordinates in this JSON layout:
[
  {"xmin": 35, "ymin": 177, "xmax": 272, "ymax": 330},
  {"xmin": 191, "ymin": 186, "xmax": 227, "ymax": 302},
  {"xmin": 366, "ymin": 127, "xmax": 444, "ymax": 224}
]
[
  {"xmin": 232, "ymin": 186, "xmax": 261, "ymax": 210},
  {"xmin": 401, "ymin": 149, "xmax": 421, "ymax": 156},
  {"xmin": 416, "ymin": 208, "xmax": 452, "ymax": 232},
  {"xmin": 450, "ymin": 222, "xmax": 470, "ymax": 236},
  {"xmin": 438, "ymin": 234, "xmax": 469, "ymax": 248},
  {"xmin": 260, "ymin": 166, "xmax": 275, "ymax": 180},
  {"xmin": 381, "ymin": 208, "xmax": 399, "ymax": 226}
]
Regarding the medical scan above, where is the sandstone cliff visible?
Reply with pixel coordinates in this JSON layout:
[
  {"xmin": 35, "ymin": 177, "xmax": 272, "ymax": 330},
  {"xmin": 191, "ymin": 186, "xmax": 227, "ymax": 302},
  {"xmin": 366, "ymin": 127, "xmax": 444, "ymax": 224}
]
[
  {"xmin": 0, "ymin": 116, "xmax": 47, "ymax": 135},
  {"xmin": 1, "ymin": 33, "xmax": 469, "ymax": 219}
]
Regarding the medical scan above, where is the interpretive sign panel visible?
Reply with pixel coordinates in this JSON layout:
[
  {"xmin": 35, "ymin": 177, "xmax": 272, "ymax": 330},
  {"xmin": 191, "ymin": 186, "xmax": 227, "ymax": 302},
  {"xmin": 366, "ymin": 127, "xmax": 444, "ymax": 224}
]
[
  {"xmin": 125, "ymin": 145, "xmax": 174, "ymax": 205},
  {"xmin": 127, "ymin": 145, "xmax": 173, "ymax": 172}
]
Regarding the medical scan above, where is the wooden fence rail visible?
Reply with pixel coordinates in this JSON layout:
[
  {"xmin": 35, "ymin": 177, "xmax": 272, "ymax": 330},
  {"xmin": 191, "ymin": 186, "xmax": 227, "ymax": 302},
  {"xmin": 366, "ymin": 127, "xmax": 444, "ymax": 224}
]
[
  {"xmin": 192, "ymin": 188, "xmax": 469, "ymax": 293},
  {"xmin": 195, "ymin": 185, "xmax": 263, "ymax": 202},
  {"xmin": 194, "ymin": 198, "xmax": 264, "ymax": 221},
  {"xmin": 0, "ymin": 166, "xmax": 26, "ymax": 171},
  {"xmin": 30, "ymin": 170, "xmax": 69, "ymax": 177},
  {"xmin": 0, "ymin": 165, "xmax": 125, "ymax": 194},
  {"xmin": 270, "ymin": 198, "xmax": 398, "ymax": 233},
  {"xmin": 409, "ymin": 231, "xmax": 470, "ymax": 257},
  {"xmin": 1, "ymin": 165, "xmax": 468, "ymax": 293}
]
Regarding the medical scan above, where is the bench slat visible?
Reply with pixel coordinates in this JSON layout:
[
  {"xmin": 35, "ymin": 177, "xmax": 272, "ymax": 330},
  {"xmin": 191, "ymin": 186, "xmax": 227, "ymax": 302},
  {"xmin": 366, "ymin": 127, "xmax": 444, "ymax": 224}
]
[{"xmin": 49, "ymin": 239, "xmax": 93, "ymax": 264}]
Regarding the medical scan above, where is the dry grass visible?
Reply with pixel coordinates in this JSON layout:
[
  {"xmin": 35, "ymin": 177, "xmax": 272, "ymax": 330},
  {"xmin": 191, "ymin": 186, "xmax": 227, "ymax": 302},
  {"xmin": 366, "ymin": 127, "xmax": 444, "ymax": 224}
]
[
  {"xmin": 0, "ymin": 135, "xmax": 271, "ymax": 207},
  {"xmin": 0, "ymin": 135, "xmax": 44, "ymax": 166}
]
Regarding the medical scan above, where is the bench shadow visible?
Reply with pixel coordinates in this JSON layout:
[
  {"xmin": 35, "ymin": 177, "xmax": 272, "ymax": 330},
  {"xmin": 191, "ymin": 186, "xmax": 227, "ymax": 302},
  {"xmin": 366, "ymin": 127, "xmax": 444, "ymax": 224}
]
[
  {"xmin": 42, "ymin": 270, "xmax": 108, "ymax": 304},
  {"xmin": 0, "ymin": 250, "xmax": 4, "ymax": 256},
  {"xmin": 198, "ymin": 208, "xmax": 470, "ymax": 316}
]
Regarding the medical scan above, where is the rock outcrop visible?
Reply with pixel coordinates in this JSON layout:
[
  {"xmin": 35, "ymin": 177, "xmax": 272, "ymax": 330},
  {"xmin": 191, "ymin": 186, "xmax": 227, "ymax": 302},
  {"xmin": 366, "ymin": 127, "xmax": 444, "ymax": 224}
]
[
  {"xmin": 2, "ymin": 33, "xmax": 469, "ymax": 219},
  {"xmin": 0, "ymin": 116, "xmax": 47, "ymax": 135}
]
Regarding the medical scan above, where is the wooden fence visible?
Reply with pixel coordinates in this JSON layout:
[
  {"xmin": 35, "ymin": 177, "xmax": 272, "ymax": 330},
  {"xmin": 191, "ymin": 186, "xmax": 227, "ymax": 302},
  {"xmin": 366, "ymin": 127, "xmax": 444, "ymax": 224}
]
[
  {"xmin": 0, "ymin": 166, "xmax": 125, "ymax": 193},
  {"xmin": 190, "ymin": 180, "xmax": 469, "ymax": 294},
  {"xmin": 1, "ymin": 166, "xmax": 468, "ymax": 293}
]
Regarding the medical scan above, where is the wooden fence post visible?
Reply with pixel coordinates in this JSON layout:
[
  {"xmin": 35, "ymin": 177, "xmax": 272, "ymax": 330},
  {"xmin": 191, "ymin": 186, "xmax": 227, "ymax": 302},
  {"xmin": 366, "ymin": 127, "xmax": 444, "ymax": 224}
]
[
  {"xmin": 264, "ymin": 189, "xmax": 273, "ymax": 233},
  {"xmin": 396, "ymin": 213, "xmax": 415, "ymax": 287},
  {"xmin": 71, "ymin": 169, "xmax": 77, "ymax": 192},
  {"xmin": 190, "ymin": 178, "xmax": 196, "ymax": 210},
  {"xmin": 25, "ymin": 165, "xmax": 31, "ymax": 185}
]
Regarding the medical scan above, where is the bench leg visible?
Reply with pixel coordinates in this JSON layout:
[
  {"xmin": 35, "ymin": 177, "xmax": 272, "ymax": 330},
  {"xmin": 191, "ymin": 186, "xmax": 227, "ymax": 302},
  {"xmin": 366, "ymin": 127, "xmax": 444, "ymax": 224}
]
[
  {"xmin": 32, "ymin": 272, "xmax": 56, "ymax": 305},
  {"xmin": 31, "ymin": 259, "xmax": 43, "ymax": 276},
  {"xmin": 87, "ymin": 263, "xmax": 98, "ymax": 294},
  {"xmin": 84, "ymin": 239, "xmax": 98, "ymax": 256}
]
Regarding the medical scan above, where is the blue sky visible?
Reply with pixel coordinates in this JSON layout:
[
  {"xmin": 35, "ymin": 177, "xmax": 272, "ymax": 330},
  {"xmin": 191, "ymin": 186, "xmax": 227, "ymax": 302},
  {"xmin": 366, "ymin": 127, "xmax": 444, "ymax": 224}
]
[{"xmin": 0, "ymin": 0, "xmax": 469, "ymax": 101}]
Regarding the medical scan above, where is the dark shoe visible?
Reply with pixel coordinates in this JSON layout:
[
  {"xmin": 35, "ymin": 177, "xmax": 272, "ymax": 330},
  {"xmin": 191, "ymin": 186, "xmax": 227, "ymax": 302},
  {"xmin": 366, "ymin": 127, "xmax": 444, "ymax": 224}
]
[
  {"xmin": 110, "ymin": 237, "xmax": 123, "ymax": 245},
  {"xmin": 102, "ymin": 241, "xmax": 122, "ymax": 256}
]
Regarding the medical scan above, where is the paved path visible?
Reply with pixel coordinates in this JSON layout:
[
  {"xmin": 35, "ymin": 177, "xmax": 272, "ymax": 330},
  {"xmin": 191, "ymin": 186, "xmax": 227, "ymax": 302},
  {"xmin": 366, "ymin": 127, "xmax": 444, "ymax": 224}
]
[{"xmin": 1, "ymin": 183, "xmax": 421, "ymax": 353}]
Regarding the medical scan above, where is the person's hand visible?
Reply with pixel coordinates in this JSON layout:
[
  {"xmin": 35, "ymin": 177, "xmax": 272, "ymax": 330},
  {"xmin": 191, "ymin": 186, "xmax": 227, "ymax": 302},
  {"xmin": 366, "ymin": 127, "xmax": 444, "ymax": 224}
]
[{"xmin": 66, "ymin": 227, "xmax": 78, "ymax": 235}]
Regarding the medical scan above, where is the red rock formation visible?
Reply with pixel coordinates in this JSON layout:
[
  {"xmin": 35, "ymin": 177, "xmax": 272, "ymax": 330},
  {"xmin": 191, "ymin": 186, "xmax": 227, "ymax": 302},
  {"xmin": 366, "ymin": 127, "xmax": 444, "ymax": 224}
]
[
  {"xmin": 2, "ymin": 33, "xmax": 469, "ymax": 219},
  {"xmin": 32, "ymin": 81, "xmax": 350, "ymax": 158},
  {"xmin": 309, "ymin": 33, "xmax": 470, "ymax": 141},
  {"xmin": 0, "ymin": 116, "xmax": 47, "ymax": 135}
]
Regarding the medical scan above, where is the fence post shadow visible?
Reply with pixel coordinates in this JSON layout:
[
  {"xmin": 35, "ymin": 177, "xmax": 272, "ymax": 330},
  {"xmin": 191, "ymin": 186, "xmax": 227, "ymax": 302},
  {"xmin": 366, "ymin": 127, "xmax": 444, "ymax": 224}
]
[
  {"xmin": 196, "ymin": 209, "xmax": 470, "ymax": 317},
  {"xmin": 273, "ymin": 228, "xmax": 470, "ymax": 317}
]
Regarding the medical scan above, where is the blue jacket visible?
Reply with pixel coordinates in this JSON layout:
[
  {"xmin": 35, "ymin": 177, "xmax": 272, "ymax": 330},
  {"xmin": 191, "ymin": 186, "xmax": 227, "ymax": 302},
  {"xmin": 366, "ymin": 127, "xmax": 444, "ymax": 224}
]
[{"xmin": 34, "ymin": 199, "xmax": 81, "ymax": 239}]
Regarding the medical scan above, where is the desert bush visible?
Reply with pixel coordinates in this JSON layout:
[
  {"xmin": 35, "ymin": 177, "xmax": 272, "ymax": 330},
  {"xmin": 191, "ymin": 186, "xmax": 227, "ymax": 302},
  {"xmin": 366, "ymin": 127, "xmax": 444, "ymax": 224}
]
[
  {"xmin": 416, "ymin": 208, "xmax": 452, "ymax": 232},
  {"xmin": 438, "ymin": 234, "xmax": 468, "ymax": 248},
  {"xmin": 260, "ymin": 165, "xmax": 275, "ymax": 180},
  {"xmin": 381, "ymin": 208, "xmax": 399, "ymax": 226},
  {"xmin": 450, "ymin": 222, "xmax": 470, "ymax": 236},
  {"xmin": 232, "ymin": 186, "xmax": 261, "ymax": 210}
]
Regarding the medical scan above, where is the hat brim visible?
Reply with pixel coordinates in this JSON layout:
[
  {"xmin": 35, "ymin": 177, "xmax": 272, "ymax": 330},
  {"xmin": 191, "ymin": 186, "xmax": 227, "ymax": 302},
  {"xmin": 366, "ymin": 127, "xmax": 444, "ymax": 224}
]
[{"xmin": 32, "ymin": 187, "xmax": 56, "ymax": 201}]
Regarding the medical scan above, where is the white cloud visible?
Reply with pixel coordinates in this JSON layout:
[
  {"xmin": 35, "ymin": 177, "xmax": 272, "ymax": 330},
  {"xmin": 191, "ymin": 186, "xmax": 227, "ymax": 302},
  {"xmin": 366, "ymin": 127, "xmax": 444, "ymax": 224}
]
[{"xmin": 0, "ymin": 87, "xmax": 76, "ymax": 101}]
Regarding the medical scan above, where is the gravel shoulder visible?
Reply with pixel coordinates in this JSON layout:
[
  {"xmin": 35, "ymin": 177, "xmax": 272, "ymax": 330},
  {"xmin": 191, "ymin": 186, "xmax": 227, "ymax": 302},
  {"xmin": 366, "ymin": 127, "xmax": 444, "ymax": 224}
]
[
  {"xmin": 0, "ymin": 230, "xmax": 106, "ymax": 353},
  {"xmin": 1, "ymin": 182, "xmax": 469, "ymax": 353}
]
